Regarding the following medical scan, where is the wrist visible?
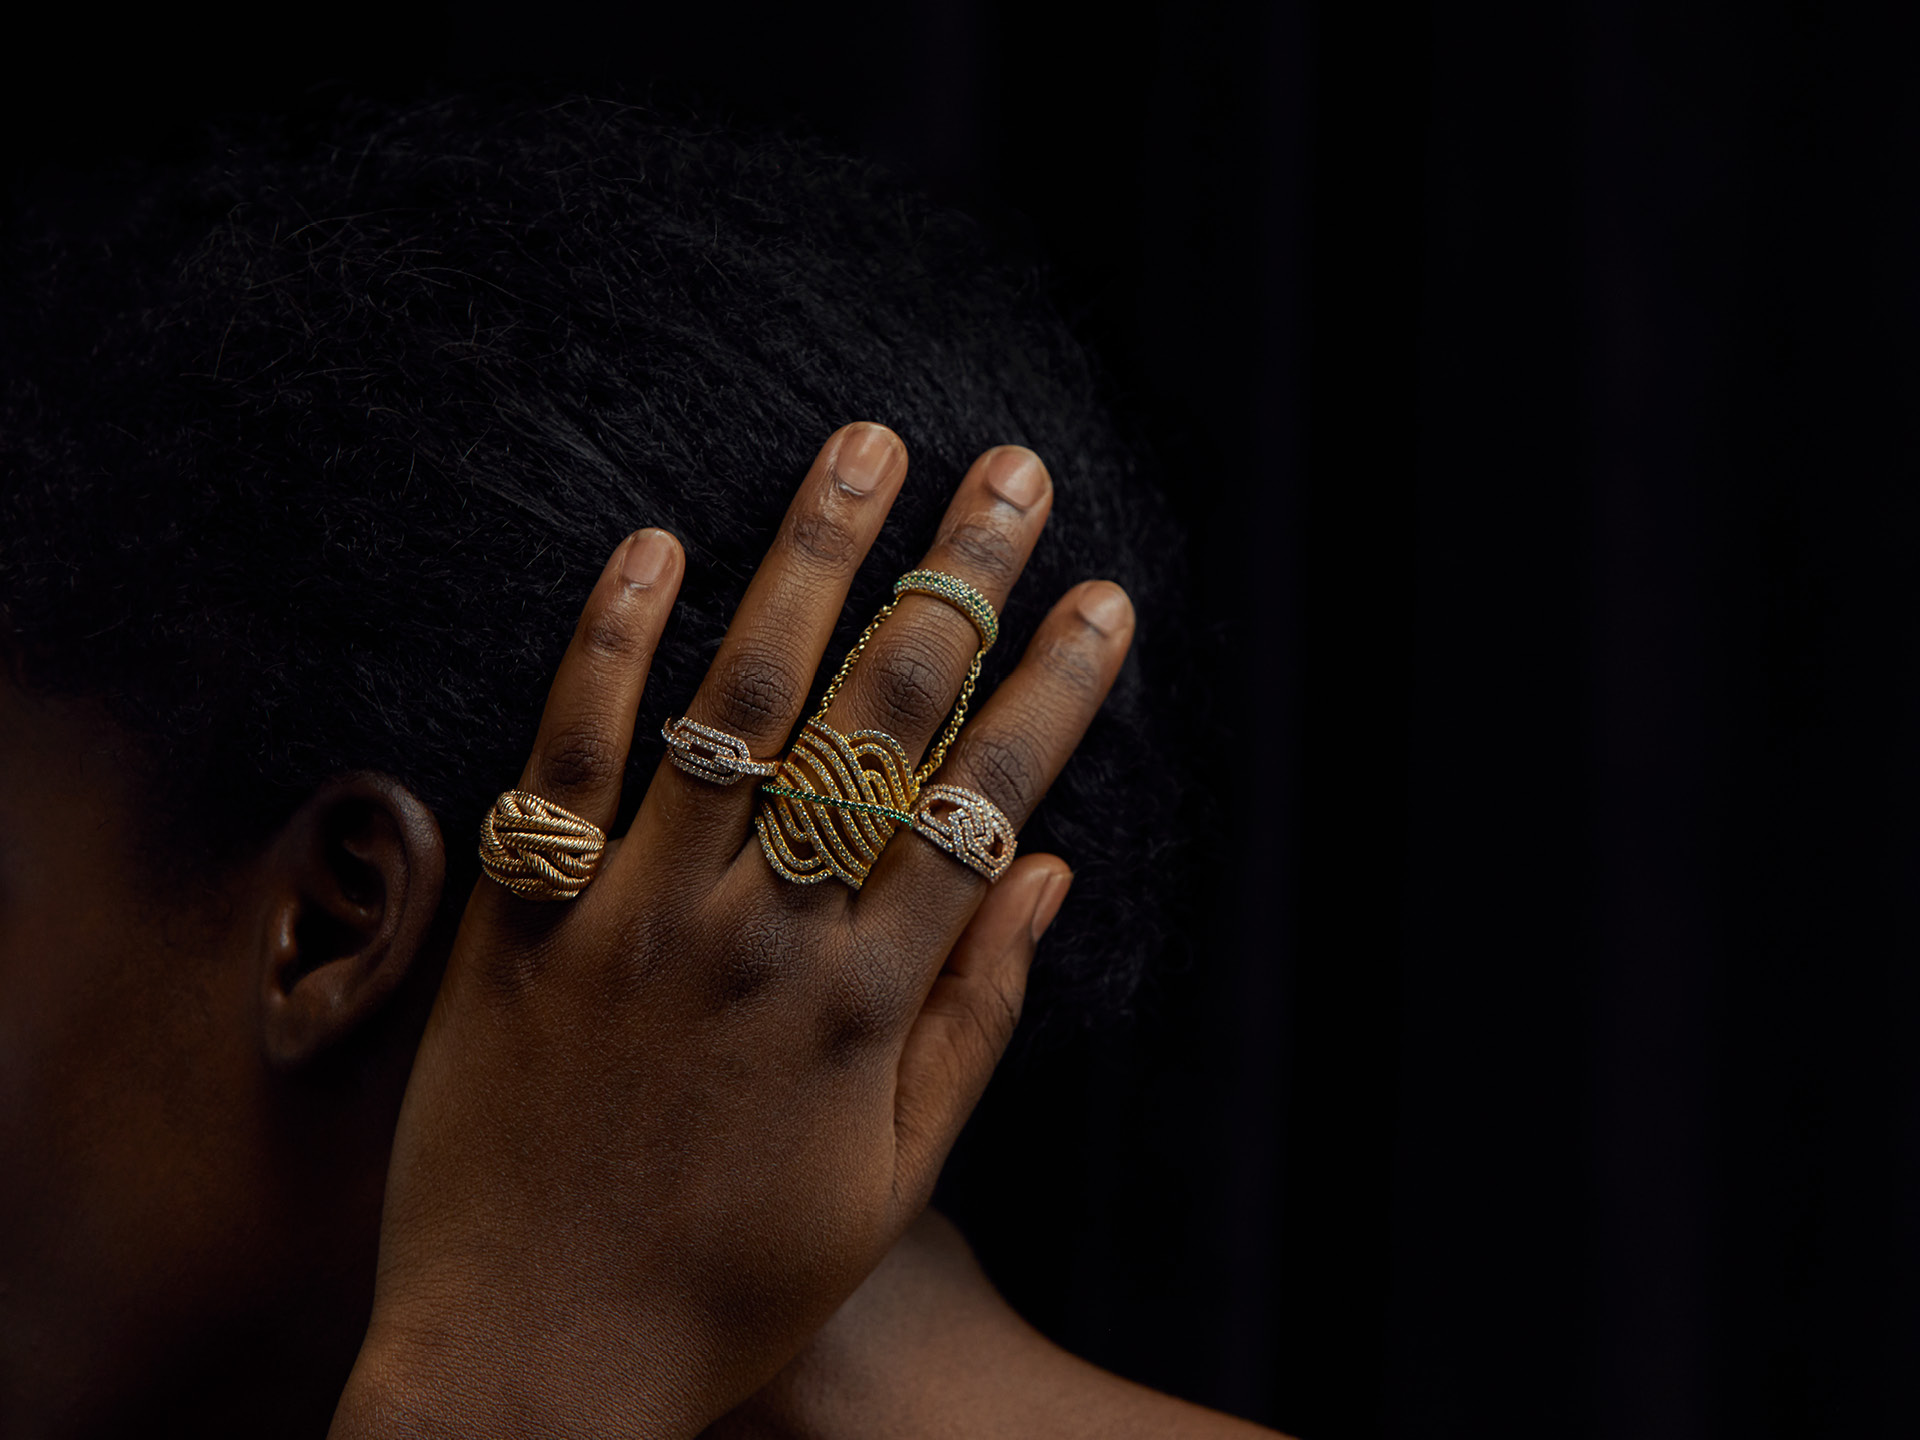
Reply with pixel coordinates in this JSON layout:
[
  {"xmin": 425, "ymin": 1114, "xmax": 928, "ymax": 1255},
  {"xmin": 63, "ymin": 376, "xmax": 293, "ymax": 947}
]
[{"xmin": 330, "ymin": 1309, "xmax": 712, "ymax": 1440}]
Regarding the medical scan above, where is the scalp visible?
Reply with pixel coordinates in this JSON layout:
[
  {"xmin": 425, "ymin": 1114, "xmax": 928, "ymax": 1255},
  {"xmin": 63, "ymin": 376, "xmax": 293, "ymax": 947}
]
[{"xmin": 0, "ymin": 93, "xmax": 1192, "ymax": 1032}]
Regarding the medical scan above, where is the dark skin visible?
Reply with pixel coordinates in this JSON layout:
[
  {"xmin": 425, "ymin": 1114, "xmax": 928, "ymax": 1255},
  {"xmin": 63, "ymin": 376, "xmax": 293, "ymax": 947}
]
[
  {"xmin": 1, "ymin": 426, "xmax": 1280, "ymax": 1438},
  {"xmin": 0, "ymin": 688, "xmax": 436, "ymax": 1435}
]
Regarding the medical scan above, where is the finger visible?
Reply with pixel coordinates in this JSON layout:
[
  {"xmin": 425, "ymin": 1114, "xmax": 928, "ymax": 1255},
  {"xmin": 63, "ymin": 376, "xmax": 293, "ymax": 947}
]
[
  {"xmin": 855, "ymin": 580, "xmax": 1134, "ymax": 950},
  {"xmin": 890, "ymin": 857, "xmax": 1073, "ymax": 1209},
  {"xmin": 638, "ymin": 423, "xmax": 908, "ymax": 870},
  {"xmin": 820, "ymin": 445, "xmax": 1052, "ymax": 772},
  {"xmin": 516, "ymin": 527, "xmax": 685, "ymax": 832}
]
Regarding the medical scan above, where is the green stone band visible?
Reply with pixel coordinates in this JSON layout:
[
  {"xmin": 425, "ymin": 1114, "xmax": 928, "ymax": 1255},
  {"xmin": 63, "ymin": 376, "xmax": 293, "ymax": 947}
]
[
  {"xmin": 894, "ymin": 569, "xmax": 998, "ymax": 651},
  {"xmin": 759, "ymin": 782, "xmax": 914, "ymax": 827}
]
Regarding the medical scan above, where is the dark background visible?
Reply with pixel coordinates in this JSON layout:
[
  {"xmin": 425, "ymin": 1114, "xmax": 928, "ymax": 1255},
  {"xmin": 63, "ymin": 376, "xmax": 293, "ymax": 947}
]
[{"xmin": 10, "ymin": 2, "xmax": 1919, "ymax": 1434}]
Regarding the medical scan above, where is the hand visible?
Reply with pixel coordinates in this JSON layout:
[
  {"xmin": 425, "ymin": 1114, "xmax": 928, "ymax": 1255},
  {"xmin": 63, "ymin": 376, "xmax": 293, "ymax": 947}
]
[{"xmin": 330, "ymin": 424, "xmax": 1130, "ymax": 1438}]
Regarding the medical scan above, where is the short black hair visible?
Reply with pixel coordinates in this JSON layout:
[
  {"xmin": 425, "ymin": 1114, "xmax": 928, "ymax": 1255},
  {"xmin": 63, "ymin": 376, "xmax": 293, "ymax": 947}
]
[{"xmin": 0, "ymin": 94, "xmax": 1188, "ymax": 1028}]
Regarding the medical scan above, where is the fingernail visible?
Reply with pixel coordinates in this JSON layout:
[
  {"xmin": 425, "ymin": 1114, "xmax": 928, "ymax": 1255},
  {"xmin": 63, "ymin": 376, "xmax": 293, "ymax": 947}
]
[
  {"xmin": 834, "ymin": 423, "xmax": 901, "ymax": 496},
  {"xmin": 622, "ymin": 529, "xmax": 673, "ymax": 588},
  {"xmin": 984, "ymin": 447, "xmax": 1047, "ymax": 511},
  {"xmin": 1030, "ymin": 869, "xmax": 1074, "ymax": 943},
  {"xmin": 1076, "ymin": 582, "xmax": 1132, "ymax": 636}
]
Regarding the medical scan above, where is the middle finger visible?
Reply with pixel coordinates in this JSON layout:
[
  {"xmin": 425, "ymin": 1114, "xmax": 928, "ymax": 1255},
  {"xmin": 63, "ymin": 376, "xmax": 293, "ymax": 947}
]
[{"xmin": 631, "ymin": 422, "xmax": 908, "ymax": 875}]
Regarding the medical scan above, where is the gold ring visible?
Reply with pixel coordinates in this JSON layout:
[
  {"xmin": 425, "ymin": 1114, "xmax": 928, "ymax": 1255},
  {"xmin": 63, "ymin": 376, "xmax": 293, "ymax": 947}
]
[
  {"xmin": 662, "ymin": 716, "xmax": 778, "ymax": 786},
  {"xmin": 478, "ymin": 789, "xmax": 606, "ymax": 900},
  {"xmin": 894, "ymin": 569, "xmax": 998, "ymax": 650},
  {"xmin": 756, "ymin": 718, "xmax": 919, "ymax": 890},
  {"xmin": 911, "ymin": 784, "xmax": 1017, "ymax": 882}
]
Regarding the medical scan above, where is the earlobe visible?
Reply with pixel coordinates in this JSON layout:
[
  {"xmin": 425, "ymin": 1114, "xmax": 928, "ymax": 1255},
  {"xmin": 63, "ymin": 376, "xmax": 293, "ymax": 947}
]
[{"xmin": 259, "ymin": 773, "xmax": 446, "ymax": 1069}]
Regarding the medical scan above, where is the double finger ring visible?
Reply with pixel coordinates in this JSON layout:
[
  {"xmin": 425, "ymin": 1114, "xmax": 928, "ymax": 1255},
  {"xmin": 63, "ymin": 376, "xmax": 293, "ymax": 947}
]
[
  {"xmin": 808, "ymin": 569, "xmax": 998, "ymax": 788},
  {"xmin": 755, "ymin": 569, "xmax": 1015, "ymax": 889},
  {"xmin": 479, "ymin": 789, "xmax": 607, "ymax": 901},
  {"xmin": 662, "ymin": 716, "xmax": 778, "ymax": 785}
]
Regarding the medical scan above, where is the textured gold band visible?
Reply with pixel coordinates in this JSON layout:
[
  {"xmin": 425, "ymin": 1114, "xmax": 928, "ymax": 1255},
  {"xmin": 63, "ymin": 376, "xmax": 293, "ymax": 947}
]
[
  {"xmin": 911, "ymin": 784, "xmax": 1017, "ymax": 882},
  {"xmin": 478, "ymin": 789, "xmax": 607, "ymax": 901}
]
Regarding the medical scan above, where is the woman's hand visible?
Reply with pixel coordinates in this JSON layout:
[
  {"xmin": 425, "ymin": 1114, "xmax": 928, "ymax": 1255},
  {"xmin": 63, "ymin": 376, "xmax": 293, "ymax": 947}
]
[{"xmin": 330, "ymin": 424, "xmax": 1131, "ymax": 1439}]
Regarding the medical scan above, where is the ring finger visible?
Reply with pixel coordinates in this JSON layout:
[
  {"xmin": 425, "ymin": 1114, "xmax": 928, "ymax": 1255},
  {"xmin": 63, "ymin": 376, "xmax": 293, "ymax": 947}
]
[{"xmin": 815, "ymin": 444, "xmax": 1053, "ymax": 772}]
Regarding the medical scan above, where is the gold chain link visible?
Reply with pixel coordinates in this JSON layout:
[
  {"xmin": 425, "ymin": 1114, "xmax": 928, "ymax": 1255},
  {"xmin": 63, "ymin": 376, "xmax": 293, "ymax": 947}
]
[
  {"xmin": 814, "ymin": 599, "xmax": 899, "ymax": 714},
  {"xmin": 918, "ymin": 650, "xmax": 982, "ymax": 783},
  {"xmin": 809, "ymin": 593, "xmax": 989, "ymax": 787}
]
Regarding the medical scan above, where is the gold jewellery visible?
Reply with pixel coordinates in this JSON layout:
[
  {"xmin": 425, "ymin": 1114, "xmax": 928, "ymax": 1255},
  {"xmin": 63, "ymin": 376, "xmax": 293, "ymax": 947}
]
[
  {"xmin": 661, "ymin": 716, "xmax": 779, "ymax": 785},
  {"xmin": 478, "ymin": 789, "xmax": 607, "ymax": 901},
  {"xmin": 757, "ymin": 569, "xmax": 1013, "ymax": 889},
  {"xmin": 910, "ymin": 784, "xmax": 1017, "ymax": 882},
  {"xmin": 757, "ymin": 720, "xmax": 919, "ymax": 887},
  {"xmin": 481, "ymin": 571, "xmax": 1013, "ymax": 900},
  {"xmin": 883, "ymin": 569, "xmax": 998, "ymax": 783}
]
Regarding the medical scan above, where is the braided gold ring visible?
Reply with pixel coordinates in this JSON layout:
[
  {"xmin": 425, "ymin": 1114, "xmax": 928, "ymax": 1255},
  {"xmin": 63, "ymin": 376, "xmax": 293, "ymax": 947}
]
[
  {"xmin": 911, "ymin": 784, "xmax": 1017, "ymax": 882},
  {"xmin": 478, "ymin": 789, "xmax": 607, "ymax": 901}
]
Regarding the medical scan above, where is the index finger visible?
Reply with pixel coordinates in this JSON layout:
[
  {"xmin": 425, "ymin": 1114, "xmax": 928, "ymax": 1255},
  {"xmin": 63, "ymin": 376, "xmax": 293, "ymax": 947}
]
[{"xmin": 514, "ymin": 527, "xmax": 686, "ymax": 834}]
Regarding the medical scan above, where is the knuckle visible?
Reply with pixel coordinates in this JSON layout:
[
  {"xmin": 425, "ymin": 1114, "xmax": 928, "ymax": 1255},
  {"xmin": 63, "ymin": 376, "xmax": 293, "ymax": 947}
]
[
  {"xmin": 816, "ymin": 986, "xmax": 887, "ymax": 1066},
  {"xmin": 705, "ymin": 914, "xmax": 788, "ymax": 1012},
  {"xmin": 938, "ymin": 517, "xmax": 1022, "ymax": 587},
  {"xmin": 711, "ymin": 646, "xmax": 805, "ymax": 737},
  {"xmin": 817, "ymin": 933, "xmax": 914, "ymax": 1060},
  {"xmin": 539, "ymin": 721, "xmax": 622, "ymax": 794},
  {"xmin": 861, "ymin": 631, "xmax": 958, "ymax": 736},
  {"xmin": 603, "ymin": 908, "xmax": 675, "ymax": 997},
  {"xmin": 957, "ymin": 726, "xmax": 1044, "ymax": 816},
  {"xmin": 1039, "ymin": 630, "xmax": 1108, "ymax": 702},
  {"xmin": 783, "ymin": 507, "xmax": 860, "ymax": 570},
  {"xmin": 583, "ymin": 606, "xmax": 648, "ymax": 663}
]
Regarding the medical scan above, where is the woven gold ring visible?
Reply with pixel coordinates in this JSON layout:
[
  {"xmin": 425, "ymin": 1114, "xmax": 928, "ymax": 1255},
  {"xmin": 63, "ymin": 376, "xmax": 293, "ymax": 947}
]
[
  {"xmin": 911, "ymin": 784, "xmax": 1017, "ymax": 882},
  {"xmin": 478, "ymin": 789, "xmax": 607, "ymax": 901}
]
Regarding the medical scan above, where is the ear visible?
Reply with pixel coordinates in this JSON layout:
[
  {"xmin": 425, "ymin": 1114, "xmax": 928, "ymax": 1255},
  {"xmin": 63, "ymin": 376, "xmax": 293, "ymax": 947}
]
[{"xmin": 258, "ymin": 772, "xmax": 446, "ymax": 1070}]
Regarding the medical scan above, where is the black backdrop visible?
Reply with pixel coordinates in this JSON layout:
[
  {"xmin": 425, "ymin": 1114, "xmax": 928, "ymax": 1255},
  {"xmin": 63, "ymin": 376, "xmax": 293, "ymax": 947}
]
[{"xmin": 9, "ymin": 3, "xmax": 1919, "ymax": 1435}]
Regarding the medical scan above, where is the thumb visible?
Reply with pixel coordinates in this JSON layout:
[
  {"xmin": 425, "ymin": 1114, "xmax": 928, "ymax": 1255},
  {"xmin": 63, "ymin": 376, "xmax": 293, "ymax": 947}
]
[{"xmin": 890, "ymin": 856, "xmax": 1074, "ymax": 1212}]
